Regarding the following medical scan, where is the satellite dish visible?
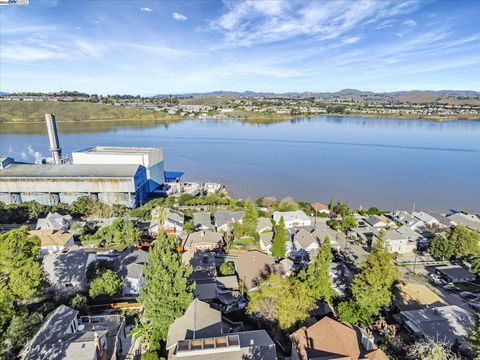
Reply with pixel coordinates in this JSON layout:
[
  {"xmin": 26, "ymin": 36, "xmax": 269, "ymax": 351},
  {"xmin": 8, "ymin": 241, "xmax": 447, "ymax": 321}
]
[{"xmin": 78, "ymin": 324, "xmax": 85, "ymax": 331}]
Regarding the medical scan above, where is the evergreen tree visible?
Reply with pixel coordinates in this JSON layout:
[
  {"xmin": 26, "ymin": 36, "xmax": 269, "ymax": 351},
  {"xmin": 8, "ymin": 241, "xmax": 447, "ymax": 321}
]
[
  {"xmin": 298, "ymin": 237, "xmax": 335, "ymax": 303},
  {"xmin": 271, "ymin": 216, "xmax": 287, "ymax": 259},
  {"xmin": 243, "ymin": 199, "xmax": 258, "ymax": 232},
  {"xmin": 339, "ymin": 239, "xmax": 396, "ymax": 325},
  {"xmin": 138, "ymin": 233, "xmax": 194, "ymax": 350},
  {"xmin": 429, "ymin": 225, "xmax": 480, "ymax": 261}
]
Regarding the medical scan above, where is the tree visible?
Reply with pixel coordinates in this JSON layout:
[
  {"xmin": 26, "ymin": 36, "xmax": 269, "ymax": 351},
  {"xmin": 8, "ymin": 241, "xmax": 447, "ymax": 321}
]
[
  {"xmin": 298, "ymin": 237, "xmax": 335, "ymax": 303},
  {"xmin": 338, "ymin": 239, "xmax": 396, "ymax": 325},
  {"xmin": 89, "ymin": 269, "xmax": 123, "ymax": 299},
  {"xmin": 271, "ymin": 217, "xmax": 287, "ymax": 259},
  {"xmin": 329, "ymin": 196, "xmax": 335, "ymax": 211},
  {"xmin": 82, "ymin": 218, "xmax": 141, "ymax": 248},
  {"xmin": 219, "ymin": 262, "xmax": 236, "ymax": 276},
  {"xmin": 247, "ymin": 275, "xmax": 315, "ymax": 331},
  {"xmin": 69, "ymin": 294, "xmax": 88, "ymax": 311},
  {"xmin": 3, "ymin": 310, "xmax": 43, "ymax": 354},
  {"xmin": 429, "ymin": 225, "xmax": 480, "ymax": 261},
  {"xmin": 243, "ymin": 199, "xmax": 258, "ymax": 233},
  {"xmin": 341, "ymin": 216, "xmax": 358, "ymax": 234},
  {"xmin": 429, "ymin": 235, "xmax": 455, "ymax": 260},
  {"xmin": 469, "ymin": 312, "xmax": 480, "ymax": 359},
  {"xmin": 138, "ymin": 233, "xmax": 194, "ymax": 350},
  {"xmin": 0, "ymin": 229, "xmax": 46, "ymax": 300}
]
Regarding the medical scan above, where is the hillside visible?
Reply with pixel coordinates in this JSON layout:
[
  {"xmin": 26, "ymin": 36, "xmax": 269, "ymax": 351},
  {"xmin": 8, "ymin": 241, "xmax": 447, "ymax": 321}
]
[{"xmin": 0, "ymin": 101, "xmax": 180, "ymax": 123}]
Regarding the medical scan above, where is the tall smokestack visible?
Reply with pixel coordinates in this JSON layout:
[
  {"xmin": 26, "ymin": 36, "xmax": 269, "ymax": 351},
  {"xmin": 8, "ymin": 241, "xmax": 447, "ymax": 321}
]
[{"xmin": 45, "ymin": 113, "xmax": 62, "ymax": 164}]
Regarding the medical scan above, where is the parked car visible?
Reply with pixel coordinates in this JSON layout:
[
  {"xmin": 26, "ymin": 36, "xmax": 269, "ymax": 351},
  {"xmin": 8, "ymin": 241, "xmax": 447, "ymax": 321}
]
[
  {"xmin": 429, "ymin": 274, "xmax": 446, "ymax": 285},
  {"xmin": 459, "ymin": 291, "xmax": 477, "ymax": 301},
  {"xmin": 469, "ymin": 301, "xmax": 480, "ymax": 311},
  {"xmin": 442, "ymin": 284, "xmax": 460, "ymax": 293}
]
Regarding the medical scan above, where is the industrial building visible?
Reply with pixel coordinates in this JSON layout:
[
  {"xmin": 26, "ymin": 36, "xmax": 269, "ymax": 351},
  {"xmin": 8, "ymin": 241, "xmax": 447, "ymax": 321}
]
[
  {"xmin": 0, "ymin": 113, "xmax": 166, "ymax": 208},
  {"xmin": 72, "ymin": 146, "xmax": 165, "ymax": 191}
]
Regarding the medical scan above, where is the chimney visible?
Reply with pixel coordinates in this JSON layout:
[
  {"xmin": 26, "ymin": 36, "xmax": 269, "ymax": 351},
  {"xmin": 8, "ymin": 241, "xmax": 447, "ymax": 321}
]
[{"xmin": 45, "ymin": 113, "xmax": 62, "ymax": 164}]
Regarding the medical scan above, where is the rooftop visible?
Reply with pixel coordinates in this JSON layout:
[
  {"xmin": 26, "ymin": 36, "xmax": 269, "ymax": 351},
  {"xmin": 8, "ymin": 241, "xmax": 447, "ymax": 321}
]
[
  {"xmin": 30, "ymin": 229, "xmax": 73, "ymax": 247},
  {"xmin": 0, "ymin": 163, "xmax": 141, "ymax": 178},
  {"xmin": 79, "ymin": 146, "xmax": 162, "ymax": 155}
]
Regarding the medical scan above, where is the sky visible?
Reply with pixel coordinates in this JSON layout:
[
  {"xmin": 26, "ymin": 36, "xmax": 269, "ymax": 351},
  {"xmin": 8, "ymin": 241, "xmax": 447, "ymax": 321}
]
[{"xmin": 1, "ymin": 0, "xmax": 479, "ymax": 95}]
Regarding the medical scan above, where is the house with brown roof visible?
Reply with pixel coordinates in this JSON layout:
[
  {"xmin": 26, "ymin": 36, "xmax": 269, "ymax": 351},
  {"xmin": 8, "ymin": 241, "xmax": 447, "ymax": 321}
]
[
  {"xmin": 183, "ymin": 230, "xmax": 224, "ymax": 252},
  {"xmin": 30, "ymin": 229, "xmax": 74, "ymax": 256},
  {"xmin": 311, "ymin": 202, "xmax": 329, "ymax": 215},
  {"xmin": 290, "ymin": 316, "xmax": 388, "ymax": 360},
  {"xmin": 234, "ymin": 250, "xmax": 283, "ymax": 290}
]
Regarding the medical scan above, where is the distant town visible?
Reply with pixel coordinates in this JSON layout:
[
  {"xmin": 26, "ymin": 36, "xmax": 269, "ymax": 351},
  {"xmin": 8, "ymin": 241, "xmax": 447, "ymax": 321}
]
[
  {"xmin": 1, "ymin": 115, "xmax": 480, "ymax": 359},
  {"xmin": 1, "ymin": 89, "xmax": 480, "ymax": 123}
]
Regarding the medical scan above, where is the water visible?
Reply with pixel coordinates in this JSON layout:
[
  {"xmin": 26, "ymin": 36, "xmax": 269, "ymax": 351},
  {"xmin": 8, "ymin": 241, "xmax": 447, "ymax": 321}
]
[{"xmin": 1, "ymin": 116, "xmax": 479, "ymax": 212}]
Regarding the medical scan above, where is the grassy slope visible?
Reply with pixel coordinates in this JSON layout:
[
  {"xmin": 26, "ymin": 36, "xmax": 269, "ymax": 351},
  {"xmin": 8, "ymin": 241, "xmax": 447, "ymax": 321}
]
[{"xmin": 0, "ymin": 101, "xmax": 180, "ymax": 123}]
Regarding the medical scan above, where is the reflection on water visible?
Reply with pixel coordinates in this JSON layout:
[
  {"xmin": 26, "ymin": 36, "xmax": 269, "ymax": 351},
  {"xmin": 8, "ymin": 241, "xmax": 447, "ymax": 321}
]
[{"xmin": 1, "ymin": 116, "xmax": 479, "ymax": 211}]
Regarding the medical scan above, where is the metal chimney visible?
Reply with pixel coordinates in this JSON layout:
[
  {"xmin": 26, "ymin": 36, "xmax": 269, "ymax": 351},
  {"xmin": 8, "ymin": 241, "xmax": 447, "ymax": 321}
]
[{"xmin": 45, "ymin": 113, "xmax": 62, "ymax": 164}]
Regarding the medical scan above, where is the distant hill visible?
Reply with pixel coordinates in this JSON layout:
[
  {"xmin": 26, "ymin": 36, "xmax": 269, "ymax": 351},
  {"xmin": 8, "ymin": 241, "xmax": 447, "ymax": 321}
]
[{"xmin": 156, "ymin": 89, "xmax": 480, "ymax": 105}]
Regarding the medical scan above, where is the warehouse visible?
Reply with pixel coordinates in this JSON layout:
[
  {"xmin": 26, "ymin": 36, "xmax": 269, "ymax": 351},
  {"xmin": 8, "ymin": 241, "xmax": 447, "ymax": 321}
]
[
  {"xmin": 72, "ymin": 146, "xmax": 165, "ymax": 191},
  {"xmin": 0, "ymin": 161, "xmax": 149, "ymax": 207}
]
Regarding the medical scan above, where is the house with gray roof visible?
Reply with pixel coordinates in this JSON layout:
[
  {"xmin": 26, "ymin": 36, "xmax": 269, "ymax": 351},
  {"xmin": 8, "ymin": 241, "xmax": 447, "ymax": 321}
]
[
  {"xmin": 167, "ymin": 299, "xmax": 276, "ymax": 359},
  {"xmin": 42, "ymin": 246, "xmax": 95, "ymax": 294},
  {"xmin": 36, "ymin": 212, "xmax": 72, "ymax": 232},
  {"xmin": 427, "ymin": 212, "xmax": 454, "ymax": 228},
  {"xmin": 256, "ymin": 217, "xmax": 273, "ymax": 233},
  {"xmin": 259, "ymin": 231, "xmax": 274, "ymax": 254},
  {"xmin": 400, "ymin": 305, "xmax": 475, "ymax": 350},
  {"xmin": 382, "ymin": 228, "xmax": 417, "ymax": 254},
  {"xmin": 435, "ymin": 265, "xmax": 476, "ymax": 283},
  {"xmin": 214, "ymin": 210, "xmax": 244, "ymax": 232},
  {"xmin": 447, "ymin": 213, "xmax": 480, "ymax": 233},
  {"xmin": 115, "ymin": 248, "xmax": 148, "ymax": 296},
  {"xmin": 394, "ymin": 211, "xmax": 425, "ymax": 231},
  {"xmin": 21, "ymin": 305, "xmax": 126, "ymax": 360},
  {"xmin": 365, "ymin": 215, "xmax": 387, "ymax": 228},
  {"xmin": 193, "ymin": 212, "xmax": 214, "ymax": 231},
  {"xmin": 292, "ymin": 228, "xmax": 319, "ymax": 254}
]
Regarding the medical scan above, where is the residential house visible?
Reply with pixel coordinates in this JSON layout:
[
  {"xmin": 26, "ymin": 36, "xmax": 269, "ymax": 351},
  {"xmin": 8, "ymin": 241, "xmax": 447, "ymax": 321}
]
[
  {"xmin": 42, "ymin": 246, "xmax": 95, "ymax": 294},
  {"xmin": 30, "ymin": 229, "xmax": 74, "ymax": 256},
  {"xmin": 256, "ymin": 217, "xmax": 273, "ymax": 233},
  {"xmin": 435, "ymin": 265, "xmax": 476, "ymax": 283},
  {"xmin": 365, "ymin": 215, "xmax": 387, "ymax": 228},
  {"xmin": 36, "ymin": 212, "xmax": 72, "ymax": 231},
  {"xmin": 311, "ymin": 202, "xmax": 330, "ymax": 215},
  {"xmin": 234, "ymin": 250, "xmax": 283, "ymax": 290},
  {"xmin": 115, "ymin": 248, "xmax": 148, "ymax": 296},
  {"xmin": 447, "ymin": 213, "xmax": 480, "ymax": 233},
  {"xmin": 193, "ymin": 212, "xmax": 214, "ymax": 231},
  {"xmin": 214, "ymin": 210, "xmax": 244, "ymax": 232},
  {"xmin": 259, "ymin": 231, "xmax": 274, "ymax": 254},
  {"xmin": 166, "ymin": 299, "xmax": 277, "ymax": 359},
  {"xmin": 393, "ymin": 282, "xmax": 446, "ymax": 311},
  {"xmin": 427, "ymin": 212, "xmax": 454, "ymax": 228},
  {"xmin": 400, "ymin": 305, "xmax": 475, "ymax": 349},
  {"xmin": 413, "ymin": 211, "xmax": 440, "ymax": 227},
  {"xmin": 292, "ymin": 228, "xmax": 320, "ymax": 255},
  {"xmin": 382, "ymin": 228, "xmax": 417, "ymax": 254},
  {"xmin": 290, "ymin": 316, "xmax": 388, "ymax": 360},
  {"xmin": 150, "ymin": 208, "xmax": 185, "ymax": 236},
  {"xmin": 273, "ymin": 210, "xmax": 312, "ymax": 229},
  {"xmin": 21, "ymin": 305, "xmax": 126, "ymax": 360},
  {"xmin": 183, "ymin": 230, "xmax": 224, "ymax": 252},
  {"xmin": 394, "ymin": 212, "xmax": 425, "ymax": 231},
  {"xmin": 187, "ymin": 251, "xmax": 218, "ymax": 301}
]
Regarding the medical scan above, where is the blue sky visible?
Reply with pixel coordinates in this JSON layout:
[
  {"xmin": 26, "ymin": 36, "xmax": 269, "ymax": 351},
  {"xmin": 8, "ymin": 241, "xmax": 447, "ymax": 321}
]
[{"xmin": 1, "ymin": 0, "xmax": 479, "ymax": 94}]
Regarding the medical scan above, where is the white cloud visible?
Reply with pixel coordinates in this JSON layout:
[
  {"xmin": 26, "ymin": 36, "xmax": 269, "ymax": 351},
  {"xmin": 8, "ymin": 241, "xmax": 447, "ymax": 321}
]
[
  {"xmin": 172, "ymin": 12, "xmax": 187, "ymax": 21},
  {"xmin": 403, "ymin": 19, "xmax": 417, "ymax": 26},
  {"xmin": 211, "ymin": 0, "xmax": 422, "ymax": 46},
  {"xmin": 342, "ymin": 36, "xmax": 361, "ymax": 44},
  {"xmin": 140, "ymin": 7, "xmax": 153, "ymax": 13}
]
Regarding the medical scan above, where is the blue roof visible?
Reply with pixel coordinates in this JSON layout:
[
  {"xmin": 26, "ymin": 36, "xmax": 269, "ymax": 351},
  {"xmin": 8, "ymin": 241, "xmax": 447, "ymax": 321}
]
[{"xmin": 164, "ymin": 171, "xmax": 184, "ymax": 181}]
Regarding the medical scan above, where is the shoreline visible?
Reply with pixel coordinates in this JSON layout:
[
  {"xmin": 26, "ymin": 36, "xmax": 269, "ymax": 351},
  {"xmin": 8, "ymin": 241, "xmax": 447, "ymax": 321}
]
[{"xmin": 1, "ymin": 111, "xmax": 479, "ymax": 125}]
